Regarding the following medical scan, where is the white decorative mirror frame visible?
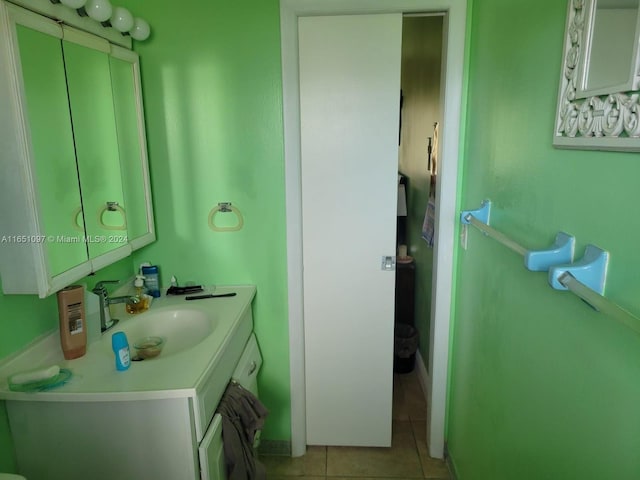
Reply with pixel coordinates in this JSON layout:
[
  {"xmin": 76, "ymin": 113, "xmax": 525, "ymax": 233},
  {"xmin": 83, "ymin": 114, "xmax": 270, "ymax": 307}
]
[{"xmin": 554, "ymin": 0, "xmax": 640, "ymax": 151}]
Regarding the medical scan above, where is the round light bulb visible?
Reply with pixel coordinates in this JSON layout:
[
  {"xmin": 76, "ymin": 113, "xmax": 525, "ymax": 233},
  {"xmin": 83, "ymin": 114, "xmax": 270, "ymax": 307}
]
[
  {"xmin": 60, "ymin": 0, "xmax": 87, "ymax": 9},
  {"xmin": 85, "ymin": 0, "xmax": 112, "ymax": 23},
  {"xmin": 130, "ymin": 18, "xmax": 150, "ymax": 41},
  {"xmin": 110, "ymin": 7, "xmax": 133, "ymax": 33}
]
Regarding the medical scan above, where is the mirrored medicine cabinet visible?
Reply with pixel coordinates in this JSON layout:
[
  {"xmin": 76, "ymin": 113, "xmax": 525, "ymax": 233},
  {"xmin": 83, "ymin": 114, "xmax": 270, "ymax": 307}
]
[{"xmin": 0, "ymin": 1, "xmax": 155, "ymax": 298}]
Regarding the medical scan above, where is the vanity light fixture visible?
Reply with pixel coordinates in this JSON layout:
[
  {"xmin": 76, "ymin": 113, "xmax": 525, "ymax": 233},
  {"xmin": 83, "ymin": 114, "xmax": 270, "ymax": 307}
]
[
  {"xmin": 84, "ymin": 0, "xmax": 112, "ymax": 23},
  {"xmin": 110, "ymin": 6, "xmax": 133, "ymax": 33},
  {"xmin": 129, "ymin": 17, "xmax": 150, "ymax": 41},
  {"xmin": 59, "ymin": 0, "xmax": 86, "ymax": 9},
  {"xmin": 48, "ymin": 0, "xmax": 151, "ymax": 41}
]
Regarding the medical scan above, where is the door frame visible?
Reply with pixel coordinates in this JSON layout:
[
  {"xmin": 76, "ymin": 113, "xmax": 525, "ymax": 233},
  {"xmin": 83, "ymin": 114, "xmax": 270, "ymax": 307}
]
[{"xmin": 280, "ymin": 0, "xmax": 467, "ymax": 458}]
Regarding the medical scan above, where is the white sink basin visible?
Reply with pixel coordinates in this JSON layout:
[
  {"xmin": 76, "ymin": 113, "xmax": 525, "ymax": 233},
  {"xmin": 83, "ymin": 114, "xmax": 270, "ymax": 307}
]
[
  {"xmin": 0, "ymin": 285, "xmax": 255, "ymax": 400},
  {"xmin": 103, "ymin": 306, "xmax": 217, "ymax": 359}
]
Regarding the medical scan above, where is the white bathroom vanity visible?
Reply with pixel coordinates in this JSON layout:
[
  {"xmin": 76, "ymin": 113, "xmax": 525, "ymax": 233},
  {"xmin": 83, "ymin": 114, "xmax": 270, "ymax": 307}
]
[{"xmin": 0, "ymin": 285, "xmax": 260, "ymax": 480}]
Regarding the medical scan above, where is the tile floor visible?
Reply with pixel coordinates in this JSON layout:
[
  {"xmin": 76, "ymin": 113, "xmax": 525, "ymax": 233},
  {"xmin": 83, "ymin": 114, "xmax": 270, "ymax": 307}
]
[{"xmin": 260, "ymin": 369, "xmax": 451, "ymax": 480}]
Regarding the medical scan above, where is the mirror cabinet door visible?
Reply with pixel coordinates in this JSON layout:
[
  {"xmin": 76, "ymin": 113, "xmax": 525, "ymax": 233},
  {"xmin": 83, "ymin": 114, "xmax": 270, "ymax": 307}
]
[
  {"xmin": 62, "ymin": 34, "xmax": 130, "ymax": 260},
  {"xmin": 16, "ymin": 23, "xmax": 89, "ymax": 276},
  {"xmin": 109, "ymin": 48, "xmax": 155, "ymax": 248}
]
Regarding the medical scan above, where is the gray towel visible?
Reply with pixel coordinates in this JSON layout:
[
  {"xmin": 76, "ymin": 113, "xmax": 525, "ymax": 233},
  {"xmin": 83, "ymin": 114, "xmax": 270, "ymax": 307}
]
[{"xmin": 216, "ymin": 381, "xmax": 269, "ymax": 480}]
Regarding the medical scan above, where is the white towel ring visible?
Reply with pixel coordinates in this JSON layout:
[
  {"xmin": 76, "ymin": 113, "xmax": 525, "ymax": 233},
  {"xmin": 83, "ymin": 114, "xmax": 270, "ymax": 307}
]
[{"xmin": 208, "ymin": 203, "xmax": 244, "ymax": 232}]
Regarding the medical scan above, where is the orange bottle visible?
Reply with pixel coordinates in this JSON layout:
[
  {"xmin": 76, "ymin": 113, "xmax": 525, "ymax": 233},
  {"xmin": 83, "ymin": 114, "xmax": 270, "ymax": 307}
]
[{"xmin": 57, "ymin": 285, "xmax": 87, "ymax": 359}]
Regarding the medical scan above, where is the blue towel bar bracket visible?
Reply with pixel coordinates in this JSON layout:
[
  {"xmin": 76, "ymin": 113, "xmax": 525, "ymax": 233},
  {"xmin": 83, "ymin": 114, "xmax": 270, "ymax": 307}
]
[
  {"xmin": 524, "ymin": 232, "xmax": 575, "ymax": 272},
  {"xmin": 549, "ymin": 245, "xmax": 609, "ymax": 295},
  {"xmin": 460, "ymin": 200, "xmax": 491, "ymax": 226}
]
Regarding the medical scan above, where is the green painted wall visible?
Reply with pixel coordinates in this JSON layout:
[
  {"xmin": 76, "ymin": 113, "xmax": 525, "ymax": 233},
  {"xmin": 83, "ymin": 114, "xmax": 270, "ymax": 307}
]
[
  {"xmin": 0, "ymin": 258, "xmax": 133, "ymax": 472},
  {"xmin": 0, "ymin": 402, "xmax": 13, "ymax": 471},
  {"xmin": 7, "ymin": 0, "xmax": 638, "ymax": 474},
  {"xmin": 124, "ymin": 0, "xmax": 289, "ymax": 441},
  {"xmin": 447, "ymin": 1, "xmax": 640, "ymax": 478}
]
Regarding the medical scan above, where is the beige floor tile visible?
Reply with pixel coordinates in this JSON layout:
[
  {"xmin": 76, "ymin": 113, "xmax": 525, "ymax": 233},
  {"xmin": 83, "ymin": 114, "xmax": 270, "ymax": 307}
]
[
  {"xmin": 326, "ymin": 421, "xmax": 422, "ymax": 478},
  {"xmin": 405, "ymin": 376, "xmax": 426, "ymax": 401},
  {"xmin": 330, "ymin": 478, "xmax": 422, "ymax": 480},
  {"xmin": 394, "ymin": 371, "xmax": 427, "ymax": 422},
  {"xmin": 391, "ymin": 420, "xmax": 420, "ymax": 449},
  {"xmin": 397, "ymin": 371, "xmax": 427, "ymax": 421},
  {"xmin": 397, "ymin": 369, "xmax": 422, "ymax": 391},
  {"xmin": 260, "ymin": 446, "xmax": 327, "ymax": 477},
  {"xmin": 411, "ymin": 421, "xmax": 451, "ymax": 479},
  {"xmin": 405, "ymin": 391, "xmax": 427, "ymax": 421},
  {"xmin": 393, "ymin": 375, "xmax": 410, "ymax": 421},
  {"xmin": 267, "ymin": 477, "xmax": 325, "ymax": 480}
]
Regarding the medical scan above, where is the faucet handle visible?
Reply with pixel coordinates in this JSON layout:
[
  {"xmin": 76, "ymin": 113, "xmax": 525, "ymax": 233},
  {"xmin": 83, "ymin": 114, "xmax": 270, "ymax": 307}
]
[{"xmin": 92, "ymin": 280, "xmax": 120, "ymax": 297}]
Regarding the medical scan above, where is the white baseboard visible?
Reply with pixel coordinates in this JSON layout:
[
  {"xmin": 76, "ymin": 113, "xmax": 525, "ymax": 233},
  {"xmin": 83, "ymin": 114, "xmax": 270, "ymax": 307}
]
[{"xmin": 415, "ymin": 349, "xmax": 430, "ymax": 399}]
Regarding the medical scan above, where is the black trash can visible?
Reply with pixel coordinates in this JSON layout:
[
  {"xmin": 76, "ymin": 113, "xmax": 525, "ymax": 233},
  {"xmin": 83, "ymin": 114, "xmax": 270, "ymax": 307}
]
[{"xmin": 393, "ymin": 323, "xmax": 418, "ymax": 374}]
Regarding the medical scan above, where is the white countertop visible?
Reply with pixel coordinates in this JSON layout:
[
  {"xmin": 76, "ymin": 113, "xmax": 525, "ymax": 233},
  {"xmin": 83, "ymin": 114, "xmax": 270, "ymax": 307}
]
[{"xmin": 0, "ymin": 285, "xmax": 256, "ymax": 402}]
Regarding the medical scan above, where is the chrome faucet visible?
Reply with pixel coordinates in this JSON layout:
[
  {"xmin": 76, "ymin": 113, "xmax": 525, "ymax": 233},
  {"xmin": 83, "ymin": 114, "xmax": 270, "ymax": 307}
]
[{"xmin": 92, "ymin": 280, "xmax": 139, "ymax": 333}]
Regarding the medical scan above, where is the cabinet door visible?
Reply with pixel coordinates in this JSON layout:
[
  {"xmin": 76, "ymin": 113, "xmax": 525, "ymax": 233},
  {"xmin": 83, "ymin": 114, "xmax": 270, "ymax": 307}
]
[
  {"xmin": 15, "ymin": 23, "xmax": 89, "ymax": 277},
  {"xmin": 8, "ymin": 397, "xmax": 199, "ymax": 480},
  {"xmin": 109, "ymin": 47, "xmax": 155, "ymax": 249},
  {"xmin": 198, "ymin": 413, "xmax": 227, "ymax": 480},
  {"xmin": 62, "ymin": 30, "xmax": 131, "ymax": 262}
]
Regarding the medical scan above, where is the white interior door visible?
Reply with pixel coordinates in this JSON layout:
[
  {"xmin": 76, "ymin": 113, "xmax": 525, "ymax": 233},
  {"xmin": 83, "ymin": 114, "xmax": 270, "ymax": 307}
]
[{"xmin": 299, "ymin": 13, "xmax": 402, "ymax": 447}]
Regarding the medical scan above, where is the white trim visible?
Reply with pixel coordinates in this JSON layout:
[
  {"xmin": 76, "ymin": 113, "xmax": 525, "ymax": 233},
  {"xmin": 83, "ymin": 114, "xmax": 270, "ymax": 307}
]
[
  {"xmin": 280, "ymin": 1, "xmax": 306, "ymax": 457},
  {"xmin": 62, "ymin": 24, "xmax": 110, "ymax": 52},
  {"xmin": 280, "ymin": 0, "xmax": 467, "ymax": 459},
  {"xmin": 90, "ymin": 244, "xmax": 132, "ymax": 271},
  {"xmin": 7, "ymin": 1, "xmax": 61, "ymax": 37},
  {"xmin": 427, "ymin": 2, "xmax": 466, "ymax": 459},
  {"xmin": 415, "ymin": 348, "xmax": 431, "ymax": 401}
]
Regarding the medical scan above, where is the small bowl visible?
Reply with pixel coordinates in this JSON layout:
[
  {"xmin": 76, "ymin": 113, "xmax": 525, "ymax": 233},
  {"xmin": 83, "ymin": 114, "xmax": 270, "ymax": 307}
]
[{"xmin": 133, "ymin": 336, "xmax": 165, "ymax": 359}]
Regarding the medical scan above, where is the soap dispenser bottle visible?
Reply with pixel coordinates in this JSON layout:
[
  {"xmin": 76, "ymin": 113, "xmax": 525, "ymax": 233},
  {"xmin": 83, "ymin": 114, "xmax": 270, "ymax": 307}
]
[
  {"xmin": 126, "ymin": 275, "xmax": 147, "ymax": 314},
  {"xmin": 135, "ymin": 274, "xmax": 145, "ymax": 297}
]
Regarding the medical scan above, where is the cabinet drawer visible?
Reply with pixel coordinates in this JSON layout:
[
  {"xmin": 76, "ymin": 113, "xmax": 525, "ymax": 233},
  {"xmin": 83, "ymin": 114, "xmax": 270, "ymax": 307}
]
[{"xmin": 231, "ymin": 333, "xmax": 262, "ymax": 395}]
